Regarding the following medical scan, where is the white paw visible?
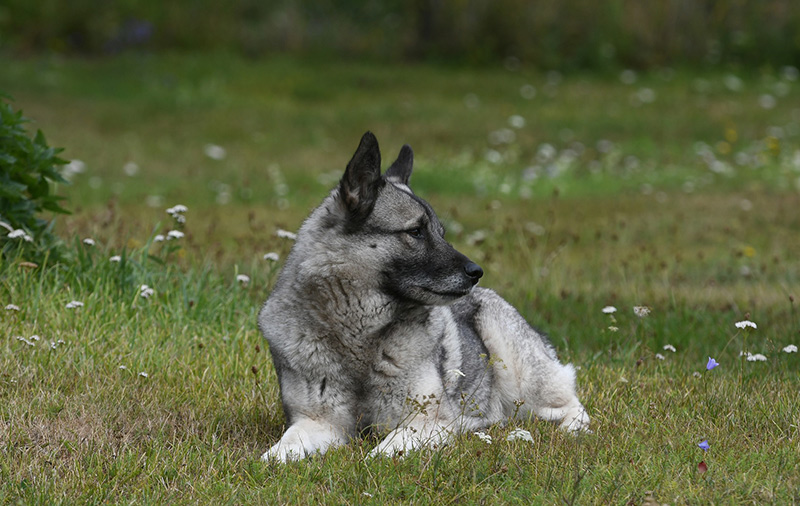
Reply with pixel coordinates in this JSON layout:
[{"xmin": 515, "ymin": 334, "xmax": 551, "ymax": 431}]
[
  {"xmin": 368, "ymin": 434, "xmax": 419, "ymax": 459},
  {"xmin": 368, "ymin": 425, "xmax": 450, "ymax": 459},
  {"xmin": 261, "ymin": 420, "xmax": 345, "ymax": 463},
  {"xmin": 261, "ymin": 441, "xmax": 307, "ymax": 463},
  {"xmin": 560, "ymin": 407, "xmax": 591, "ymax": 434}
]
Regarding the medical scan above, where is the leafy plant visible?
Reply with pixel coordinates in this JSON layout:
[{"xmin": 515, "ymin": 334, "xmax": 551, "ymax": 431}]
[{"xmin": 0, "ymin": 93, "xmax": 70, "ymax": 263}]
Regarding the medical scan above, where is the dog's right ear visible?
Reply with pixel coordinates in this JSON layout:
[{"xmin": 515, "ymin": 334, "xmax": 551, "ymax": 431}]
[
  {"xmin": 385, "ymin": 144, "xmax": 413, "ymax": 186},
  {"xmin": 338, "ymin": 131, "xmax": 384, "ymax": 222}
]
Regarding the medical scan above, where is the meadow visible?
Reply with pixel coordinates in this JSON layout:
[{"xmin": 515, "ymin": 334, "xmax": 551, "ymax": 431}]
[{"xmin": 1, "ymin": 54, "xmax": 800, "ymax": 504}]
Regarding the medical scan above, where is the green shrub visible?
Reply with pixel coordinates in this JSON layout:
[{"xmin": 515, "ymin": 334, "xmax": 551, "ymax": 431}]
[{"xmin": 0, "ymin": 93, "xmax": 70, "ymax": 264}]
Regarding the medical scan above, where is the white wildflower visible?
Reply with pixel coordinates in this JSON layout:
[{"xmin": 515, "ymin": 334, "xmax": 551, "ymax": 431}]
[
  {"xmin": 636, "ymin": 87, "xmax": 656, "ymax": 103},
  {"xmin": 167, "ymin": 230, "xmax": 185, "ymax": 240},
  {"xmin": 65, "ymin": 300, "xmax": 84, "ymax": 309},
  {"xmin": 633, "ymin": 306, "xmax": 651, "ymax": 317},
  {"xmin": 83, "ymin": 238, "xmax": 96, "ymax": 246},
  {"xmin": 520, "ymin": 84, "xmax": 536, "ymax": 99},
  {"xmin": 16, "ymin": 336, "xmax": 35, "ymax": 347},
  {"xmin": 153, "ymin": 235, "xmax": 165, "ymax": 242},
  {"xmin": 620, "ymin": 69, "xmax": 637, "ymax": 85},
  {"xmin": 204, "ymin": 144, "xmax": 227, "ymax": 160},
  {"xmin": 30, "ymin": 335, "xmax": 40, "ymax": 341},
  {"xmin": 508, "ymin": 115, "xmax": 526, "ymax": 129},
  {"xmin": 166, "ymin": 205, "xmax": 188, "ymax": 224},
  {"xmin": 263, "ymin": 252, "xmax": 280, "ymax": 262},
  {"xmin": 119, "ymin": 365, "xmax": 127, "ymax": 370},
  {"xmin": 110, "ymin": 255, "xmax": 122, "ymax": 262},
  {"xmin": 236, "ymin": 274, "xmax": 251, "ymax": 286},
  {"xmin": 602, "ymin": 306, "xmax": 617, "ymax": 314},
  {"xmin": 506, "ymin": 428, "xmax": 534, "ymax": 443},
  {"xmin": 64, "ymin": 159, "xmax": 86, "ymax": 176},
  {"xmin": 607, "ymin": 326, "xmax": 619, "ymax": 332},
  {"xmin": 723, "ymin": 74, "xmax": 743, "ymax": 92},
  {"xmin": 362, "ymin": 492, "xmax": 373, "ymax": 498},
  {"xmin": 474, "ymin": 431, "xmax": 492, "ymax": 445},
  {"xmin": 783, "ymin": 344, "xmax": 798, "ymax": 353},
  {"xmin": 8, "ymin": 229, "xmax": 33, "ymax": 242},
  {"xmin": 693, "ymin": 371, "xmax": 702, "ymax": 378},
  {"xmin": 746, "ymin": 353, "xmax": 767, "ymax": 362},
  {"xmin": 166, "ymin": 205, "xmax": 188, "ymax": 216},
  {"xmin": 735, "ymin": 320, "xmax": 757, "ymax": 330},
  {"xmin": 758, "ymin": 94, "xmax": 777, "ymax": 109},
  {"xmin": 139, "ymin": 285, "xmax": 155, "ymax": 299},
  {"xmin": 123, "ymin": 161, "xmax": 140, "ymax": 177},
  {"xmin": 276, "ymin": 229, "xmax": 297, "ymax": 240},
  {"xmin": 146, "ymin": 195, "xmax": 164, "ymax": 208},
  {"xmin": 5, "ymin": 304, "xmax": 20, "ymax": 311},
  {"xmin": 655, "ymin": 353, "xmax": 665, "ymax": 360},
  {"xmin": 138, "ymin": 372, "xmax": 149, "ymax": 378},
  {"xmin": 663, "ymin": 344, "xmax": 677, "ymax": 353},
  {"xmin": 466, "ymin": 230, "xmax": 488, "ymax": 246}
]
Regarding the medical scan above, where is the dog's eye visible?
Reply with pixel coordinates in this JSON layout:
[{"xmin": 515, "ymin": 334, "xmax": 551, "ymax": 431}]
[{"xmin": 407, "ymin": 227, "xmax": 424, "ymax": 239}]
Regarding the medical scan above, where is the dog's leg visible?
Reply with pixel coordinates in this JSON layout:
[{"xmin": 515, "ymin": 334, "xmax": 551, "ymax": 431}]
[
  {"xmin": 509, "ymin": 351, "xmax": 591, "ymax": 433},
  {"xmin": 261, "ymin": 418, "xmax": 347, "ymax": 462},
  {"xmin": 526, "ymin": 362, "xmax": 591, "ymax": 433},
  {"xmin": 474, "ymin": 289, "xmax": 591, "ymax": 433}
]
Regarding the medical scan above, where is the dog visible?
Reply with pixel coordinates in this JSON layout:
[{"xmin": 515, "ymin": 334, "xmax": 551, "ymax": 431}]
[{"xmin": 258, "ymin": 132, "xmax": 589, "ymax": 462}]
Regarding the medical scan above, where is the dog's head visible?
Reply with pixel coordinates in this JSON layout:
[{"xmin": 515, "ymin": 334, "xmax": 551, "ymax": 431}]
[{"xmin": 331, "ymin": 131, "xmax": 483, "ymax": 305}]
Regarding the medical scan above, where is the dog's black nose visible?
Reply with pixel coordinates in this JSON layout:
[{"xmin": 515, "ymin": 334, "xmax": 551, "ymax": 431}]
[{"xmin": 464, "ymin": 261, "xmax": 483, "ymax": 282}]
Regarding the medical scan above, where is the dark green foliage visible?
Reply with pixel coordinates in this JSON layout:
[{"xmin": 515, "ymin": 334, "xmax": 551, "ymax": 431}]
[
  {"xmin": 0, "ymin": 94, "xmax": 70, "ymax": 262},
  {"xmin": 2, "ymin": 0, "xmax": 800, "ymax": 69}
]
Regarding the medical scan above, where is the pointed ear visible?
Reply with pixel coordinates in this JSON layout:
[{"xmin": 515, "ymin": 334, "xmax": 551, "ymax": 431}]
[
  {"xmin": 385, "ymin": 144, "xmax": 414, "ymax": 186},
  {"xmin": 338, "ymin": 131, "xmax": 384, "ymax": 221}
]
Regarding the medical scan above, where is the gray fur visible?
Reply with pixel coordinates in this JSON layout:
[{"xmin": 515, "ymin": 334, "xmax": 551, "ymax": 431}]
[{"xmin": 259, "ymin": 132, "xmax": 589, "ymax": 462}]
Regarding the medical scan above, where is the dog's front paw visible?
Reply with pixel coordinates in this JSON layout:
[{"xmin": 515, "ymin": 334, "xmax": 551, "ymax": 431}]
[
  {"xmin": 369, "ymin": 434, "xmax": 419, "ymax": 459},
  {"xmin": 261, "ymin": 420, "xmax": 345, "ymax": 463},
  {"xmin": 261, "ymin": 440, "xmax": 307, "ymax": 463},
  {"xmin": 368, "ymin": 425, "xmax": 450, "ymax": 459}
]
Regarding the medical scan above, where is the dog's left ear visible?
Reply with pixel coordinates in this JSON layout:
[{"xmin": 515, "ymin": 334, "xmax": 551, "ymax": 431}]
[
  {"xmin": 339, "ymin": 131, "xmax": 384, "ymax": 222},
  {"xmin": 385, "ymin": 145, "xmax": 413, "ymax": 186}
]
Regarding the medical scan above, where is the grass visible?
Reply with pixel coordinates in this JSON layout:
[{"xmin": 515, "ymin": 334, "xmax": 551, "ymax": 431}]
[{"xmin": 2, "ymin": 53, "xmax": 800, "ymax": 503}]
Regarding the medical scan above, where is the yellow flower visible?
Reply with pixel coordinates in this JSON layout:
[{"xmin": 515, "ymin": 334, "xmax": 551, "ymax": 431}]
[
  {"xmin": 743, "ymin": 246, "xmax": 756, "ymax": 258},
  {"xmin": 766, "ymin": 136, "xmax": 780, "ymax": 154}
]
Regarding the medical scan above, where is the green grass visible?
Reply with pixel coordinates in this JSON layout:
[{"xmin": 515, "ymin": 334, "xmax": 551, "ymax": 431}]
[{"xmin": 2, "ymin": 54, "xmax": 800, "ymax": 503}]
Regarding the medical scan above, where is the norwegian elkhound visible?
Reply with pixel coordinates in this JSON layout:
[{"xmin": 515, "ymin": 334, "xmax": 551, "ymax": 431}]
[{"xmin": 259, "ymin": 132, "xmax": 589, "ymax": 462}]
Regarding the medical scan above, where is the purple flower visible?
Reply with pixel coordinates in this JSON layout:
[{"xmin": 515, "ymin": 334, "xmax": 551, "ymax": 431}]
[
  {"xmin": 698, "ymin": 440, "xmax": 710, "ymax": 451},
  {"xmin": 706, "ymin": 357, "xmax": 719, "ymax": 370}
]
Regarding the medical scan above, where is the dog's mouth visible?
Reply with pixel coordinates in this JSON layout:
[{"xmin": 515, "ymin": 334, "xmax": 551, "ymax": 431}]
[{"xmin": 421, "ymin": 286, "xmax": 473, "ymax": 299}]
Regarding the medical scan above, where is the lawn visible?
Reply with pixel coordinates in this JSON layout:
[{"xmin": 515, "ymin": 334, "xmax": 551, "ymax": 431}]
[{"xmin": 1, "ymin": 54, "xmax": 799, "ymax": 504}]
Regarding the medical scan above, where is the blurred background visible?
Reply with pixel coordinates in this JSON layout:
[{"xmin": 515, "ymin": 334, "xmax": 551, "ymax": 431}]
[
  {"xmin": 1, "ymin": 0, "xmax": 799, "ymax": 304},
  {"xmin": 3, "ymin": 0, "xmax": 800, "ymax": 69}
]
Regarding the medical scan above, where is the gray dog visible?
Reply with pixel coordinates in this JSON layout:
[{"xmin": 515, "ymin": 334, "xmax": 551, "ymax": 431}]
[{"xmin": 259, "ymin": 132, "xmax": 589, "ymax": 462}]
